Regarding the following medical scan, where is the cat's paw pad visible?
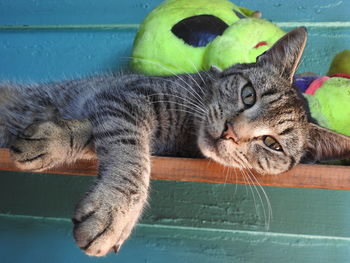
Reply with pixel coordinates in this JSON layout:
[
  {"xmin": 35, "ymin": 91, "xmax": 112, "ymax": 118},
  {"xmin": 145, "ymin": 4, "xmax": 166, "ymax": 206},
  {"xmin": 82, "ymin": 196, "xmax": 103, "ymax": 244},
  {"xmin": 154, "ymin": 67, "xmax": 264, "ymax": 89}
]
[
  {"xmin": 72, "ymin": 187, "xmax": 140, "ymax": 257},
  {"xmin": 9, "ymin": 121, "xmax": 70, "ymax": 171}
]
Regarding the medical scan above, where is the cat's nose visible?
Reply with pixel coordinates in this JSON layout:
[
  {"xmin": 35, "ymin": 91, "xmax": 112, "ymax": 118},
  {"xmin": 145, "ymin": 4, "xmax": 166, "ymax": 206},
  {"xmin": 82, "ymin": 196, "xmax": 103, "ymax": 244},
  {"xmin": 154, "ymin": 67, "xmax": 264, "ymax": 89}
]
[{"xmin": 221, "ymin": 122, "xmax": 239, "ymax": 143}]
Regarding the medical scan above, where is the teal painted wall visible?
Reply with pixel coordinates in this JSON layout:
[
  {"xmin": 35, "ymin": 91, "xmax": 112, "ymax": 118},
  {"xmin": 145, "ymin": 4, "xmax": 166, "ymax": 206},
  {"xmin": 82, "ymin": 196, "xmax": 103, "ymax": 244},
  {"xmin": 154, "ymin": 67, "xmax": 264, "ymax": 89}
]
[
  {"xmin": 2, "ymin": 214, "xmax": 350, "ymax": 263},
  {"xmin": 1, "ymin": 0, "xmax": 350, "ymax": 82},
  {"xmin": 0, "ymin": 0, "xmax": 350, "ymax": 262}
]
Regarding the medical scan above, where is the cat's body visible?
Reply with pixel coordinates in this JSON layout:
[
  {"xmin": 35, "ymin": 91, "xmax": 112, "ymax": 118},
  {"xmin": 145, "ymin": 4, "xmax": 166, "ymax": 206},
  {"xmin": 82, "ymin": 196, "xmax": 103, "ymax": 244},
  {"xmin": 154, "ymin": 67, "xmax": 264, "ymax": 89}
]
[
  {"xmin": 1, "ymin": 28, "xmax": 350, "ymax": 257},
  {"xmin": 1, "ymin": 73, "xmax": 205, "ymax": 158}
]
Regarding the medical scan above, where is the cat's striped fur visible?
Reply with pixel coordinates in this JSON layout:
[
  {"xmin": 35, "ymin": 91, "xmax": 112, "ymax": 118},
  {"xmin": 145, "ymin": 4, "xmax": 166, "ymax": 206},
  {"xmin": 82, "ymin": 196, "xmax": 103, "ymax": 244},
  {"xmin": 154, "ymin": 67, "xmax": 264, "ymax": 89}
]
[{"xmin": 1, "ymin": 28, "xmax": 350, "ymax": 256}]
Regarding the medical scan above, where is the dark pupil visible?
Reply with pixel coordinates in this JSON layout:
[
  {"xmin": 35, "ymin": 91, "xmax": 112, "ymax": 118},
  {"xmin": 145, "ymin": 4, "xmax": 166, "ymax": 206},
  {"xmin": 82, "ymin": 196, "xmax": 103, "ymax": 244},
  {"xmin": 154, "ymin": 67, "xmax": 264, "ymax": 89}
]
[
  {"xmin": 241, "ymin": 86, "xmax": 256, "ymax": 106},
  {"xmin": 264, "ymin": 136, "xmax": 282, "ymax": 151}
]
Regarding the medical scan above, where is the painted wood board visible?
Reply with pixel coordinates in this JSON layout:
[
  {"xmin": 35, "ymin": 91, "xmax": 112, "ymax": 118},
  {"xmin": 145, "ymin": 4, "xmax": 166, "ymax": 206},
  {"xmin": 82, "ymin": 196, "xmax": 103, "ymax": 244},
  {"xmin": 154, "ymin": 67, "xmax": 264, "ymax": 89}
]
[
  {"xmin": 2, "ymin": 170, "xmax": 350, "ymax": 237},
  {"xmin": 1, "ymin": 27, "xmax": 350, "ymax": 82},
  {"xmin": 0, "ymin": 0, "xmax": 349, "ymax": 25},
  {"xmin": 1, "ymin": 214, "xmax": 350, "ymax": 263},
  {"xmin": 1, "ymin": 149, "xmax": 349, "ymax": 190}
]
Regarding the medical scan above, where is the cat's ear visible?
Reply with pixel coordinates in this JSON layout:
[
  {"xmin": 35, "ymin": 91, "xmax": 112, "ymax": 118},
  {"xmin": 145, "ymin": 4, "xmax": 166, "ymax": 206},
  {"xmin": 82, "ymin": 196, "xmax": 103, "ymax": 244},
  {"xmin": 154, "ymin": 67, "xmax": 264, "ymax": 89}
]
[
  {"xmin": 256, "ymin": 27, "xmax": 307, "ymax": 83},
  {"xmin": 304, "ymin": 123, "xmax": 350, "ymax": 162}
]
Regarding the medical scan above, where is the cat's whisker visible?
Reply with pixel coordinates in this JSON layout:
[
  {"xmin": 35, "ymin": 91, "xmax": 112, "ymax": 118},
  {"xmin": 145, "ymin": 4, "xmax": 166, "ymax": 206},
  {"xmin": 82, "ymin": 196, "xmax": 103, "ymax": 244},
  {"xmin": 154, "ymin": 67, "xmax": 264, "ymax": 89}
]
[
  {"xmin": 166, "ymin": 109, "xmax": 205, "ymax": 121},
  {"xmin": 223, "ymin": 165, "xmax": 229, "ymax": 185},
  {"xmin": 170, "ymin": 75, "xmax": 205, "ymax": 104},
  {"xmin": 253, "ymin": 177, "xmax": 272, "ymax": 231},
  {"xmin": 129, "ymin": 57, "xmax": 205, "ymax": 102},
  {"xmin": 240, "ymin": 167, "xmax": 249, "ymax": 196},
  {"xmin": 149, "ymin": 106, "xmax": 206, "ymax": 122},
  {"xmin": 148, "ymin": 96, "xmax": 206, "ymax": 116},
  {"xmin": 241, "ymin": 167, "xmax": 260, "ymax": 221},
  {"xmin": 182, "ymin": 71, "xmax": 204, "ymax": 94},
  {"xmin": 183, "ymin": 59, "xmax": 206, "ymax": 95},
  {"xmin": 206, "ymin": 158, "xmax": 213, "ymax": 169},
  {"xmin": 238, "ymin": 159, "xmax": 267, "ymax": 230},
  {"xmin": 232, "ymin": 168, "xmax": 239, "ymax": 196},
  {"xmin": 246, "ymin": 167, "xmax": 272, "ymax": 231},
  {"xmin": 148, "ymin": 100, "xmax": 206, "ymax": 116},
  {"xmin": 147, "ymin": 93, "xmax": 206, "ymax": 114},
  {"xmin": 149, "ymin": 77, "xmax": 206, "ymax": 107},
  {"xmin": 165, "ymin": 109, "xmax": 206, "ymax": 121},
  {"xmin": 186, "ymin": 58, "xmax": 201, "ymax": 75},
  {"xmin": 247, "ymin": 170, "xmax": 268, "ymax": 230}
]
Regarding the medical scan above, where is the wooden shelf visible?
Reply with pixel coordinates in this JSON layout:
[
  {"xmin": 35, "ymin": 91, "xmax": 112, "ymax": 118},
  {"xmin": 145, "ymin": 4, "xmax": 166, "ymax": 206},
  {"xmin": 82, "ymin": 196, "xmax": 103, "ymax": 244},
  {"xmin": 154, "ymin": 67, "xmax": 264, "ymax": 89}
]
[{"xmin": 0, "ymin": 149, "xmax": 349, "ymax": 190}]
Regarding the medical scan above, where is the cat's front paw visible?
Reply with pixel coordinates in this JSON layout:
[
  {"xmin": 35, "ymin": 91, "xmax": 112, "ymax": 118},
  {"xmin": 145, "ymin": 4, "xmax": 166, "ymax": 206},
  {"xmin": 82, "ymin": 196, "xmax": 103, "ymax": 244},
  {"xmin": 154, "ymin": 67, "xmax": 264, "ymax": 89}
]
[
  {"xmin": 72, "ymin": 184, "xmax": 144, "ymax": 257},
  {"xmin": 9, "ymin": 120, "xmax": 71, "ymax": 171}
]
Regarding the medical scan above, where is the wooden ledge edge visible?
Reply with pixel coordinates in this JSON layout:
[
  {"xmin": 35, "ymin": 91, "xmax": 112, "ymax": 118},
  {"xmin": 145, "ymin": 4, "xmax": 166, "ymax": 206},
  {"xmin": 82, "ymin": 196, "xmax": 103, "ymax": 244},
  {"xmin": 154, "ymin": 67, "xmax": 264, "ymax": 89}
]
[{"xmin": 0, "ymin": 149, "xmax": 350, "ymax": 190}]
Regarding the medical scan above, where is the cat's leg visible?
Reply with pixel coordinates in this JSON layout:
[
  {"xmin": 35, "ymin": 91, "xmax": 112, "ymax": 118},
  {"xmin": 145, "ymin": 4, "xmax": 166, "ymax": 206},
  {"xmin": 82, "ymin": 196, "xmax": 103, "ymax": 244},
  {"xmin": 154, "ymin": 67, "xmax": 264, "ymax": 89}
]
[
  {"xmin": 72, "ymin": 109, "xmax": 152, "ymax": 257},
  {"xmin": 9, "ymin": 118, "xmax": 94, "ymax": 171}
]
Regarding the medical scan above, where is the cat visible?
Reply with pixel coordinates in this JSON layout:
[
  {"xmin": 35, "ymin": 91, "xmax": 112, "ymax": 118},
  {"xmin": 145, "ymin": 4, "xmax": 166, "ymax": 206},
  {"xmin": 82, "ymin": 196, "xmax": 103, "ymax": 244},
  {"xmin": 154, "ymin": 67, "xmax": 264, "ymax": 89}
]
[{"xmin": 1, "ymin": 27, "xmax": 350, "ymax": 257}]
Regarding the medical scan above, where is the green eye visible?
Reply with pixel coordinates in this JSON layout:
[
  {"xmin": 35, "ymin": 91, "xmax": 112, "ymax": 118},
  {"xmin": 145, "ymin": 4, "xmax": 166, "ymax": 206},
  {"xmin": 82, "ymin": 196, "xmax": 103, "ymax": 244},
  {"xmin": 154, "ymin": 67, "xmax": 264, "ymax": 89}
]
[
  {"xmin": 263, "ymin": 136, "xmax": 282, "ymax": 152},
  {"xmin": 241, "ymin": 85, "xmax": 256, "ymax": 107}
]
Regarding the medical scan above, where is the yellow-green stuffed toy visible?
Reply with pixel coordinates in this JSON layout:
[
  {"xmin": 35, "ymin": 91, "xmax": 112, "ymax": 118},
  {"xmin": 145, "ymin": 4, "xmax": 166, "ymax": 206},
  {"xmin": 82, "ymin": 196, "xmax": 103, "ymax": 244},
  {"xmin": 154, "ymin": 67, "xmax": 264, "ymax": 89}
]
[
  {"xmin": 131, "ymin": 0, "xmax": 285, "ymax": 75},
  {"xmin": 297, "ymin": 50, "xmax": 350, "ymax": 137},
  {"xmin": 293, "ymin": 50, "xmax": 350, "ymax": 163}
]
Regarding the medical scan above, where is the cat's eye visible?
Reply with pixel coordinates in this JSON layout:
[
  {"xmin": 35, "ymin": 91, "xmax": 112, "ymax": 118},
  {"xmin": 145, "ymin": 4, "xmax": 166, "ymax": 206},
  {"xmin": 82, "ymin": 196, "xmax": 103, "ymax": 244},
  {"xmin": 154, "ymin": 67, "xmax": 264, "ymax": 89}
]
[
  {"xmin": 241, "ymin": 85, "xmax": 256, "ymax": 107},
  {"xmin": 263, "ymin": 136, "xmax": 283, "ymax": 152}
]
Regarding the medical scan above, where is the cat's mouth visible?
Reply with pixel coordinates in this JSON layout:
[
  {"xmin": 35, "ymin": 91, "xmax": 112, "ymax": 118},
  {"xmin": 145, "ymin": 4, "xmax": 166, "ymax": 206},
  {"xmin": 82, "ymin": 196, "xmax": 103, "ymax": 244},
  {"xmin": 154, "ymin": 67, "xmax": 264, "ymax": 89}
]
[{"xmin": 199, "ymin": 128, "xmax": 241, "ymax": 167}]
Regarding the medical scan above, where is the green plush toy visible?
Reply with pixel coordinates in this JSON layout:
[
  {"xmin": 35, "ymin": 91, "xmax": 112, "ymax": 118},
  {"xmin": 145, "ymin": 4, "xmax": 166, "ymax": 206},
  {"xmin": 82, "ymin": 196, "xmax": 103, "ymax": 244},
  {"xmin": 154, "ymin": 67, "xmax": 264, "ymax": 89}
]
[
  {"xmin": 131, "ymin": 0, "xmax": 285, "ymax": 75},
  {"xmin": 295, "ymin": 50, "xmax": 350, "ymax": 137},
  {"xmin": 303, "ymin": 77, "xmax": 350, "ymax": 136},
  {"xmin": 328, "ymin": 50, "xmax": 350, "ymax": 75}
]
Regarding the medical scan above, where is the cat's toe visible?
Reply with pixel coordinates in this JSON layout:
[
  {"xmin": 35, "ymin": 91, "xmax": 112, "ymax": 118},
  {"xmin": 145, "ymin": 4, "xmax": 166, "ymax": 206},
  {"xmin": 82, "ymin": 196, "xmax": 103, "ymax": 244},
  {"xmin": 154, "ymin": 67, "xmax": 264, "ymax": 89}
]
[
  {"xmin": 9, "ymin": 136, "xmax": 52, "ymax": 171},
  {"xmin": 72, "ymin": 203, "xmax": 120, "ymax": 257},
  {"xmin": 72, "ymin": 188, "xmax": 139, "ymax": 257},
  {"xmin": 9, "ymin": 121, "xmax": 69, "ymax": 171}
]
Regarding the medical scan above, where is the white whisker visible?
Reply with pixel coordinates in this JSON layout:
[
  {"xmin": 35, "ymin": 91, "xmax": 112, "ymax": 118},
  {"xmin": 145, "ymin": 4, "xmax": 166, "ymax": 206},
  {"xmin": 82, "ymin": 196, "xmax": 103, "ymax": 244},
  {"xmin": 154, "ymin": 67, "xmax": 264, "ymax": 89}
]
[
  {"xmin": 147, "ymin": 93, "xmax": 206, "ymax": 114},
  {"xmin": 233, "ymin": 168, "xmax": 239, "ymax": 196},
  {"xmin": 129, "ymin": 57, "xmax": 205, "ymax": 103},
  {"xmin": 246, "ymin": 167, "xmax": 272, "ymax": 231},
  {"xmin": 149, "ymin": 77, "xmax": 206, "ymax": 107},
  {"xmin": 148, "ymin": 100, "xmax": 206, "ymax": 115},
  {"xmin": 184, "ymin": 59, "xmax": 206, "ymax": 95},
  {"xmin": 241, "ymin": 167, "xmax": 259, "ymax": 220}
]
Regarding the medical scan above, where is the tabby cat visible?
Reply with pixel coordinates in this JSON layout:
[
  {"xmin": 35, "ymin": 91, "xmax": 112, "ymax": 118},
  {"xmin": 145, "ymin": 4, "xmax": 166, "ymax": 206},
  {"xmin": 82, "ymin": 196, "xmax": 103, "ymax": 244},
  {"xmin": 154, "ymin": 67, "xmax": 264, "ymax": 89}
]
[{"xmin": 1, "ymin": 28, "xmax": 350, "ymax": 256}]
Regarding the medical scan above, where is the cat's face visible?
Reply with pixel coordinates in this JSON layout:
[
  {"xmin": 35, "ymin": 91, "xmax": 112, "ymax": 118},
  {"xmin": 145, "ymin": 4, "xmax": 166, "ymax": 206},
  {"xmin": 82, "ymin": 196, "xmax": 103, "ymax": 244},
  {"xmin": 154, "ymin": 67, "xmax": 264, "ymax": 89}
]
[
  {"xmin": 198, "ymin": 28, "xmax": 350, "ymax": 174},
  {"xmin": 198, "ymin": 66, "xmax": 309, "ymax": 174}
]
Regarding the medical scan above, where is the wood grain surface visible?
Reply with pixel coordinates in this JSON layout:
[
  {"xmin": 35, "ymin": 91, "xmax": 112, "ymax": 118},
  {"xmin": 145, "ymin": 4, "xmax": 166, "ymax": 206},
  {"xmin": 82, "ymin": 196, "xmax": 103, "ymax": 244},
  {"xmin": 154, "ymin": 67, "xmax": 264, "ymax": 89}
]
[{"xmin": 1, "ymin": 149, "xmax": 349, "ymax": 190}]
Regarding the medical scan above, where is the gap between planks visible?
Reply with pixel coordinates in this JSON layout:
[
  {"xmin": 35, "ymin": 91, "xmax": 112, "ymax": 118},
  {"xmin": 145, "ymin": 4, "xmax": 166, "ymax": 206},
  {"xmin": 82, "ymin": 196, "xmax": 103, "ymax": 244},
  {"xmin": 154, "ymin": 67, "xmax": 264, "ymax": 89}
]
[
  {"xmin": 1, "ymin": 22, "xmax": 350, "ymax": 31},
  {"xmin": 0, "ymin": 148, "xmax": 349, "ymax": 190}
]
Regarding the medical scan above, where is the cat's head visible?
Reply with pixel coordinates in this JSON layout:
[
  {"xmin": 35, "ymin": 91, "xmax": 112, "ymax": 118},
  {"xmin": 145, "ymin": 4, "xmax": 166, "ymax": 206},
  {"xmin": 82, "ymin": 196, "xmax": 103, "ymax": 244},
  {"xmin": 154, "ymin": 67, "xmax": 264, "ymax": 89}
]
[{"xmin": 198, "ymin": 27, "xmax": 350, "ymax": 174}]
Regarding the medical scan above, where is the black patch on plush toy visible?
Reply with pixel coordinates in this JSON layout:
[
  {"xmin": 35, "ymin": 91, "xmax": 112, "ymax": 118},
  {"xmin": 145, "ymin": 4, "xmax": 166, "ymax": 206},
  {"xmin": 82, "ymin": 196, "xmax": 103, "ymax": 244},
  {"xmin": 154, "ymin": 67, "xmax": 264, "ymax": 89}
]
[{"xmin": 171, "ymin": 15, "xmax": 229, "ymax": 47}]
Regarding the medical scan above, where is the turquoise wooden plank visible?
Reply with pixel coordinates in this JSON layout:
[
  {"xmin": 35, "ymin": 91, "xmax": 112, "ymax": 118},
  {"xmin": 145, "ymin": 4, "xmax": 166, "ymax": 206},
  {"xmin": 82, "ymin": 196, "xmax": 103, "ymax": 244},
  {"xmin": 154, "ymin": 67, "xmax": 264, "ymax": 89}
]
[
  {"xmin": 1, "ymin": 214, "xmax": 350, "ymax": 263},
  {"xmin": 1, "ymin": 171, "xmax": 350, "ymax": 238},
  {"xmin": 296, "ymin": 26, "xmax": 350, "ymax": 75},
  {"xmin": 0, "ymin": 0, "xmax": 349, "ymax": 26},
  {"xmin": 0, "ymin": 29, "xmax": 137, "ymax": 82},
  {"xmin": 1, "ymin": 27, "xmax": 349, "ymax": 82},
  {"xmin": 0, "ymin": 0, "xmax": 153, "ymax": 25},
  {"xmin": 238, "ymin": 0, "xmax": 350, "ymax": 23}
]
